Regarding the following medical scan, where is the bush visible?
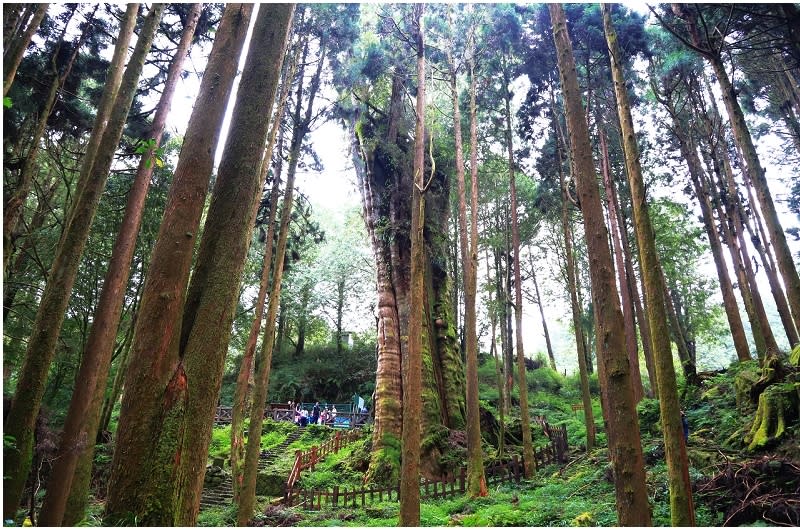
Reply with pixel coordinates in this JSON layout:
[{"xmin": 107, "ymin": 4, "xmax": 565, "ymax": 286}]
[{"xmin": 637, "ymin": 398, "xmax": 661, "ymax": 434}]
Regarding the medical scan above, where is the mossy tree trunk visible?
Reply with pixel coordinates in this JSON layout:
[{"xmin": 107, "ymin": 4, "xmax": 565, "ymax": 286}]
[
  {"xmin": 231, "ymin": 42, "xmax": 296, "ymax": 502},
  {"xmin": 2, "ymin": 2, "xmax": 48, "ymax": 97},
  {"xmin": 39, "ymin": 7, "xmax": 201, "ymax": 525},
  {"xmin": 2, "ymin": 5, "xmax": 153, "ymax": 519},
  {"xmin": 103, "ymin": 5, "xmax": 256, "ymax": 525},
  {"xmin": 352, "ymin": 72, "xmax": 466, "ymax": 493},
  {"xmin": 599, "ymin": 130, "xmax": 644, "ymax": 403},
  {"xmin": 602, "ymin": 6, "xmax": 694, "ymax": 524},
  {"xmin": 552, "ymin": 98, "xmax": 596, "ymax": 451},
  {"xmin": 552, "ymin": 4, "xmax": 651, "ymax": 524}
]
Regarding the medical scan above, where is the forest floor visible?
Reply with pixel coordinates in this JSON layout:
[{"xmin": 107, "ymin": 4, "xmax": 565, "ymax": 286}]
[{"xmin": 77, "ymin": 353, "xmax": 798, "ymax": 527}]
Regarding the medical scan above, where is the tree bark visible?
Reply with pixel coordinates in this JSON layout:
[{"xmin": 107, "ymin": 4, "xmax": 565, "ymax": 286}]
[
  {"xmin": 553, "ymin": 4, "xmax": 651, "ymax": 524},
  {"xmin": 4, "ymin": 5, "xmax": 89, "ymax": 274},
  {"xmin": 502, "ymin": 49, "xmax": 536, "ymax": 479},
  {"xmin": 400, "ymin": 5, "xmax": 425, "ymax": 523},
  {"xmin": 2, "ymin": 5, "xmax": 154, "ymax": 520},
  {"xmin": 530, "ymin": 262, "xmax": 557, "ymax": 372},
  {"xmin": 103, "ymin": 5, "xmax": 255, "ymax": 524},
  {"xmin": 451, "ymin": 26, "xmax": 487, "ymax": 497},
  {"xmin": 39, "ymin": 7, "xmax": 201, "ymax": 525},
  {"xmin": 602, "ymin": 5, "xmax": 694, "ymax": 524},
  {"xmin": 600, "ymin": 130, "xmax": 643, "ymax": 402},
  {"xmin": 553, "ymin": 110, "xmax": 596, "ymax": 450},
  {"xmin": 3, "ymin": 3, "xmax": 48, "ymax": 97}
]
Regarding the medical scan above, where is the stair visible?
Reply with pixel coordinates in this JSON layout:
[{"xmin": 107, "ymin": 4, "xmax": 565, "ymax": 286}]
[{"xmin": 199, "ymin": 426, "xmax": 304, "ymax": 511}]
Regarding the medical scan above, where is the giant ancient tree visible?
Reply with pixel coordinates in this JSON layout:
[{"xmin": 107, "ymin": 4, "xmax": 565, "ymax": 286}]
[{"xmin": 349, "ymin": 4, "xmax": 466, "ymax": 488}]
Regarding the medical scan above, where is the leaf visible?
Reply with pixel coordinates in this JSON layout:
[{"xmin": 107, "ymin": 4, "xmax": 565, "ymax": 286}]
[
  {"xmin": 3, "ymin": 97, "xmax": 12, "ymax": 108},
  {"xmin": 155, "ymin": 158, "xmax": 164, "ymax": 168}
]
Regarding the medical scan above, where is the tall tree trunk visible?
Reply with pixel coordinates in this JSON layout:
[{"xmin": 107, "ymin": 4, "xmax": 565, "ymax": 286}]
[
  {"xmin": 40, "ymin": 7, "xmax": 201, "ymax": 525},
  {"xmin": 600, "ymin": 130, "xmax": 643, "ymax": 402},
  {"xmin": 231, "ymin": 116, "xmax": 287, "ymax": 502},
  {"xmin": 103, "ymin": 5, "xmax": 256, "ymax": 524},
  {"xmin": 485, "ymin": 249, "xmax": 505, "ymax": 457},
  {"xmin": 669, "ymin": 104, "xmax": 752, "ymax": 361},
  {"xmin": 602, "ymin": 6, "xmax": 694, "ymax": 524},
  {"xmin": 531, "ymin": 264, "xmax": 557, "ymax": 371},
  {"xmin": 451, "ymin": 27, "xmax": 487, "ymax": 497},
  {"xmin": 3, "ymin": 3, "xmax": 48, "ymax": 97},
  {"xmin": 502, "ymin": 51, "xmax": 536, "ymax": 479},
  {"xmin": 738, "ymin": 161, "xmax": 799, "ymax": 347},
  {"xmin": 553, "ymin": 110, "xmax": 596, "ymax": 450},
  {"xmin": 4, "ymin": 5, "xmax": 89, "ymax": 274},
  {"xmin": 674, "ymin": 3, "xmax": 800, "ymax": 338},
  {"xmin": 552, "ymin": 4, "xmax": 651, "ymax": 524},
  {"xmin": 400, "ymin": 5, "xmax": 425, "ymax": 524},
  {"xmin": 2, "ymin": 5, "xmax": 156, "ymax": 519}
]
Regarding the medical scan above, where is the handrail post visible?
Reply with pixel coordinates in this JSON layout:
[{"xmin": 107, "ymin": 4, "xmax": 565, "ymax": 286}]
[{"xmin": 311, "ymin": 445, "xmax": 318, "ymax": 471}]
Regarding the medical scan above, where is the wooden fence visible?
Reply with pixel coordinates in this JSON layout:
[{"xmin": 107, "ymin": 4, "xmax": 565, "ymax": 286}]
[
  {"xmin": 285, "ymin": 456, "xmax": 526, "ymax": 509},
  {"xmin": 286, "ymin": 429, "xmax": 363, "ymax": 496}
]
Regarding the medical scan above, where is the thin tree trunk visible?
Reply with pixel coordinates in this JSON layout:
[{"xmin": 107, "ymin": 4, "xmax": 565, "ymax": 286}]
[
  {"xmin": 103, "ymin": 5, "xmax": 255, "ymax": 524},
  {"xmin": 4, "ymin": 5, "xmax": 90, "ymax": 274},
  {"xmin": 600, "ymin": 130, "xmax": 643, "ymax": 402},
  {"xmin": 485, "ymin": 249, "xmax": 505, "ymax": 457},
  {"xmin": 529, "ymin": 256, "xmax": 557, "ymax": 371},
  {"xmin": 450, "ymin": 24, "xmax": 486, "ymax": 497},
  {"xmin": 502, "ymin": 50, "xmax": 536, "ymax": 479},
  {"xmin": 2, "ymin": 5, "xmax": 153, "ymax": 519},
  {"xmin": 400, "ymin": 5, "xmax": 425, "ymax": 524},
  {"xmin": 602, "ymin": 6, "xmax": 694, "ymax": 524},
  {"xmin": 39, "ymin": 8, "xmax": 200, "ymax": 524},
  {"xmin": 3, "ymin": 3, "xmax": 48, "ymax": 97},
  {"xmin": 552, "ymin": 4, "xmax": 651, "ymax": 524},
  {"xmin": 230, "ymin": 121, "xmax": 286, "ymax": 503},
  {"xmin": 669, "ymin": 105, "xmax": 751, "ymax": 361},
  {"xmin": 553, "ymin": 109, "xmax": 596, "ymax": 450}
]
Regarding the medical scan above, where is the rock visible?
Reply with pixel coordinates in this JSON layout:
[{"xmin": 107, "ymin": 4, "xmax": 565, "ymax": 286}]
[{"xmin": 256, "ymin": 470, "xmax": 286, "ymax": 497}]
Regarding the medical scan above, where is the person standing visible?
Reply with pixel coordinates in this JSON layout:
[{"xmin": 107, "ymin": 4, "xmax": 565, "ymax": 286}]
[{"xmin": 312, "ymin": 402, "xmax": 321, "ymax": 424}]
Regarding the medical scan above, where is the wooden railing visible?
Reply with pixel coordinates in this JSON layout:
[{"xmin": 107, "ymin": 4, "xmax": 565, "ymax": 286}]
[
  {"xmin": 284, "ymin": 456, "xmax": 526, "ymax": 509},
  {"xmin": 285, "ymin": 429, "xmax": 362, "ymax": 499}
]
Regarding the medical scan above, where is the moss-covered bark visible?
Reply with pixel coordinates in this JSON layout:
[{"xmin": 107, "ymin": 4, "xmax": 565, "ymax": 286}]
[{"xmin": 352, "ymin": 42, "xmax": 466, "ymax": 490}]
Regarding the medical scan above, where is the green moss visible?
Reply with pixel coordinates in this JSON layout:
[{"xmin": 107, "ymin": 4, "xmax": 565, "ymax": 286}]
[{"xmin": 790, "ymin": 345, "xmax": 800, "ymax": 367}]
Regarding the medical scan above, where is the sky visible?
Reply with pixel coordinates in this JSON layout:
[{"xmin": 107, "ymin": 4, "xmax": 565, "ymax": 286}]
[{"xmin": 156, "ymin": 3, "xmax": 799, "ymax": 375}]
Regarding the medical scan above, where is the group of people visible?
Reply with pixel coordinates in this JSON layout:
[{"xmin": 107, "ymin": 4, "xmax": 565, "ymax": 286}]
[{"xmin": 288, "ymin": 401, "xmax": 336, "ymax": 427}]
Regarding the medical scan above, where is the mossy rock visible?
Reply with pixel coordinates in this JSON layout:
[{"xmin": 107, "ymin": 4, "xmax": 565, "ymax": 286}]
[
  {"xmin": 744, "ymin": 382, "xmax": 800, "ymax": 451},
  {"xmin": 256, "ymin": 470, "xmax": 287, "ymax": 497},
  {"xmin": 687, "ymin": 448, "xmax": 718, "ymax": 469}
]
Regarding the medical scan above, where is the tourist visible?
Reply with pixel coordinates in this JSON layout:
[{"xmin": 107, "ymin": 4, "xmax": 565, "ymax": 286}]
[{"xmin": 312, "ymin": 401, "xmax": 321, "ymax": 424}]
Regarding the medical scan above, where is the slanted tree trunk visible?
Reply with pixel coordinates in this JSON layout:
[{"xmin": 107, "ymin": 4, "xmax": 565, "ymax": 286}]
[
  {"xmin": 103, "ymin": 5, "xmax": 256, "ymax": 525},
  {"xmin": 2, "ymin": 5, "xmax": 155, "ymax": 519},
  {"xmin": 3, "ymin": 3, "xmax": 48, "ymax": 97},
  {"xmin": 674, "ymin": 3, "xmax": 800, "ymax": 339},
  {"xmin": 39, "ymin": 7, "xmax": 201, "ymax": 525},
  {"xmin": 600, "ymin": 130, "xmax": 643, "ymax": 402},
  {"xmin": 529, "ymin": 261, "xmax": 557, "ymax": 372},
  {"xmin": 552, "ymin": 4, "xmax": 651, "ymax": 524},
  {"xmin": 602, "ymin": 6, "xmax": 694, "ymax": 524},
  {"xmin": 4, "ymin": 5, "xmax": 90, "ymax": 274},
  {"xmin": 230, "ymin": 117, "xmax": 287, "ymax": 502},
  {"xmin": 450, "ymin": 25, "xmax": 486, "ymax": 497}
]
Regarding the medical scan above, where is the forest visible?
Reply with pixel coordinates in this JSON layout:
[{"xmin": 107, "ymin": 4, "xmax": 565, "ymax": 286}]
[{"xmin": 2, "ymin": 2, "xmax": 800, "ymax": 527}]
